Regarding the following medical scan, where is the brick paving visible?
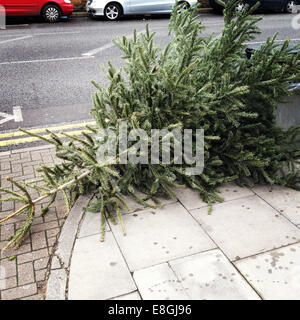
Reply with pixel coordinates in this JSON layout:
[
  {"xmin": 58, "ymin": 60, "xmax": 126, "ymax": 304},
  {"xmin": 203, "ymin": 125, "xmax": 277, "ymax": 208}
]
[
  {"xmin": 0, "ymin": 145, "xmax": 66, "ymax": 300},
  {"xmin": 2, "ymin": 145, "xmax": 299, "ymax": 300}
]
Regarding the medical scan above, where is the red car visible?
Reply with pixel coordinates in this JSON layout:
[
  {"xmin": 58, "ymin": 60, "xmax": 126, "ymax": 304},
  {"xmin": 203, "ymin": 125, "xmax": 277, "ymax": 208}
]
[{"xmin": 0, "ymin": 0, "xmax": 74, "ymax": 22}]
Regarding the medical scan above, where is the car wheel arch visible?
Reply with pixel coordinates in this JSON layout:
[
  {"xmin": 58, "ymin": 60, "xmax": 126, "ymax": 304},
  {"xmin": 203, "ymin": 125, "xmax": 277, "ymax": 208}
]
[
  {"xmin": 104, "ymin": 1, "xmax": 124, "ymax": 15},
  {"xmin": 40, "ymin": 2, "xmax": 62, "ymax": 16},
  {"xmin": 178, "ymin": 1, "xmax": 191, "ymax": 8}
]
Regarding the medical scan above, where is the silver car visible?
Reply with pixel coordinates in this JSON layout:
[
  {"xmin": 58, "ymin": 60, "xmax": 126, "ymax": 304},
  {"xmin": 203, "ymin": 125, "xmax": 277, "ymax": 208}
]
[{"xmin": 86, "ymin": 0, "xmax": 198, "ymax": 20}]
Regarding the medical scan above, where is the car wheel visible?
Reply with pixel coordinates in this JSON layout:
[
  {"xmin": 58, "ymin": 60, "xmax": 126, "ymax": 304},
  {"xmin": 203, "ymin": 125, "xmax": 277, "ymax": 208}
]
[
  {"xmin": 178, "ymin": 1, "xmax": 190, "ymax": 11},
  {"xmin": 104, "ymin": 3, "xmax": 122, "ymax": 21},
  {"xmin": 285, "ymin": 0, "xmax": 296, "ymax": 13},
  {"xmin": 235, "ymin": 2, "xmax": 245, "ymax": 12},
  {"xmin": 42, "ymin": 5, "xmax": 61, "ymax": 23}
]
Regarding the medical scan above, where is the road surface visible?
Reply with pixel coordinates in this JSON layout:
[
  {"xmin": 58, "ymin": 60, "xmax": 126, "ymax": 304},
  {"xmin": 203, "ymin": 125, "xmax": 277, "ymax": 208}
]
[{"xmin": 0, "ymin": 12, "xmax": 299, "ymax": 150}]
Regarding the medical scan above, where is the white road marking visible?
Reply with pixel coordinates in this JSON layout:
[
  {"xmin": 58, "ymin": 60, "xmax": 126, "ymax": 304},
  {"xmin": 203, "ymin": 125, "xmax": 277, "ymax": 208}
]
[
  {"xmin": 6, "ymin": 24, "xmax": 29, "ymax": 28},
  {"xmin": 0, "ymin": 35, "xmax": 32, "ymax": 44},
  {"xmin": 0, "ymin": 55, "xmax": 93, "ymax": 65},
  {"xmin": 213, "ymin": 32, "xmax": 222, "ymax": 40},
  {"xmin": 246, "ymin": 38, "xmax": 300, "ymax": 45},
  {"xmin": 82, "ymin": 24, "xmax": 224, "ymax": 58},
  {"xmin": 0, "ymin": 31, "xmax": 80, "ymax": 38},
  {"xmin": 82, "ymin": 42, "xmax": 115, "ymax": 57},
  {"xmin": 82, "ymin": 30, "xmax": 144, "ymax": 57},
  {"xmin": 0, "ymin": 106, "xmax": 23, "ymax": 125},
  {"xmin": 25, "ymin": 31, "xmax": 81, "ymax": 36},
  {"xmin": 205, "ymin": 22, "xmax": 225, "ymax": 26}
]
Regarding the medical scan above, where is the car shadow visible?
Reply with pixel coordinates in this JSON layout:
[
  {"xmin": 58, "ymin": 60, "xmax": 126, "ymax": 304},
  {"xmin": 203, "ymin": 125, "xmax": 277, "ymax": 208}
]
[
  {"xmin": 3, "ymin": 13, "xmax": 172, "ymax": 27},
  {"xmin": 5, "ymin": 15, "xmax": 72, "ymax": 26},
  {"xmin": 211, "ymin": 8, "xmax": 294, "ymax": 16},
  {"xmin": 91, "ymin": 13, "xmax": 172, "ymax": 22},
  {"xmin": 5, "ymin": 16, "xmax": 39, "ymax": 25}
]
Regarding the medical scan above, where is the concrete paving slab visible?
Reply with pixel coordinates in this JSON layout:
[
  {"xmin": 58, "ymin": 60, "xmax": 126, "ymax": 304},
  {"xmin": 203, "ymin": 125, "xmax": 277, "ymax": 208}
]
[
  {"xmin": 190, "ymin": 195, "xmax": 300, "ymax": 261},
  {"xmin": 235, "ymin": 243, "xmax": 300, "ymax": 300},
  {"xmin": 68, "ymin": 233, "xmax": 136, "ymax": 300},
  {"xmin": 133, "ymin": 263, "xmax": 189, "ymax": 300},
  {"xmin": 78, "ymin": 211, "xmax": 110, "ymax": 239},
  {"xmin": 110, "ymin": 202, "xmax": 216, "ymax": 271},
  {"xmin": 252, "ymin": 185, "xmax": 300, "ymax": 225},
  {"xmin": 169, "ymin": 249, "xmax": 260, "ymax": 300},
  {"xmin": 174, "ymin": 182, "xmax": 254, "ymax": 211},
  {"xmin": 111, "ymin": 291, "xmax": 141, "ymax": 300}
]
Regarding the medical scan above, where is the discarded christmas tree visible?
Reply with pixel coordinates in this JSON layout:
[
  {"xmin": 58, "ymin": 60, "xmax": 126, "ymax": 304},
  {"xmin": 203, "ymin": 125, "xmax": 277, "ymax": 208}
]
[{"xmin": 1, "ymin": 0, "xmax": 299, "ymax": 250}]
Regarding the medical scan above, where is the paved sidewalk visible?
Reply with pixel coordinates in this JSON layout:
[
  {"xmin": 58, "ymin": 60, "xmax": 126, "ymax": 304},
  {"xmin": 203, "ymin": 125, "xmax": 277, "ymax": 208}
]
[
  {"xmin": 1, "ymin": 145, "xmax": 300, "ymax": 300},
  {"xmin": 0, "ymin": 146, "xmax": 65, "ymax": 300},
  {"xmin": 51, "ymin": 181, "xmax": 300, "ymax": 300}
]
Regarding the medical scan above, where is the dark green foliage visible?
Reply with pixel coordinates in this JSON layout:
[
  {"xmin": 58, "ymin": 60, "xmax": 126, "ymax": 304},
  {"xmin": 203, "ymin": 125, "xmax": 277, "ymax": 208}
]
[{"xmin": 1, "ymin": 0, "xmax": 299, "ymax": 250}]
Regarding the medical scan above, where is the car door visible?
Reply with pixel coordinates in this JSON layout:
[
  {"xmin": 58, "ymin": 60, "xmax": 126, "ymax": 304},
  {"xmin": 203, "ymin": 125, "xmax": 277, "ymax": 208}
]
[
  {"xmin": 0, "ymin": 0, "xmax": 5, "ymax": 11},
  {"xmin": 128, "ymin": 0, "xmax": 173, "ymax": 14},
  {"xmin": 261, "ymin": 0, "xmax": 284, "ymax": 10},
  {"xmin": 5, "ymin": 0, "xmax": 38, "ymax": 16},
  {"xmin": 247, "ymin": 0, "xmax": 281, "ymax": 11}
]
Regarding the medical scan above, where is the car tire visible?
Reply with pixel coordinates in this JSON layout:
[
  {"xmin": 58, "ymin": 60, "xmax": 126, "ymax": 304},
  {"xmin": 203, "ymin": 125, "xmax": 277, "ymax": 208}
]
[
  {"xmin": 42, "ymin": 4, "xmax": 61, "ymax": 23},
  {"xmin": 285, "ymin": 0, "xmax": 296, "ymax": 13},
  {"xmin": 104, "ymin": 3, "xmax": 122, "ymax": 21}
]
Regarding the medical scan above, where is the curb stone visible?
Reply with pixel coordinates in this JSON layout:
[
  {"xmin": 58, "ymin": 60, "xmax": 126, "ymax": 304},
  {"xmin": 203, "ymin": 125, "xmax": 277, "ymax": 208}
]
[
  {"xmin": 71, "ymin": 12, "xmax": 89, "ymax": 18},
  {"xmin": 46, "ymin": 269, "xmax": 68, "ymax": 300},
  {"xmin": 45, "ymin": 194, "xmax": 93, "ymax": 300},
  {"xmin": 197, "ymin": 7, "xmax": 213, "ymax": 13}
]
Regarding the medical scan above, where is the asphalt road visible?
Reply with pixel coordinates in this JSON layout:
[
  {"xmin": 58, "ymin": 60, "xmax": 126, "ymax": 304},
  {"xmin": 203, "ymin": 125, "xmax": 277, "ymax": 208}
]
[{"xmin": 0, "ymin": 12, "xmax": 299, "ymax": 150}]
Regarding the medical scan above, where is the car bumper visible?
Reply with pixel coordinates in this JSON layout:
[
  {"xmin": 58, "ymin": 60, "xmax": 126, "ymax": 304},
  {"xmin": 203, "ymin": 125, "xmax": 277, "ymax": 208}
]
[
  {"xmin": 86, "ymin": 5, "xmax": 104, "ymax": 17},
  {"xmin": 61, "ymin": 3, "xmax": 74, "ymax": 16},
  {"xmin": 189, "ymin": 0, "xmax": 199, "ymax": 7}
]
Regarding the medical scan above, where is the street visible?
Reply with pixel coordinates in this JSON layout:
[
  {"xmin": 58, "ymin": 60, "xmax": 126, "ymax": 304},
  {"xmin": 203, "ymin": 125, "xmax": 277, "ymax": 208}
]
[
  {"xmin": 0, "ymin": 12, "xmax": 299, "ymax": 151},
  {"xmin": 0, "ymin": 7, "xmax": 300, "ymax": 303}
]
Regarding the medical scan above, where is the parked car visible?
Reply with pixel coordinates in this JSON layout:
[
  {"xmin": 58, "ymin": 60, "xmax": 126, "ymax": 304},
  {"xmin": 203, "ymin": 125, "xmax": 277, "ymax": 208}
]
[
  {"xmin": 209, "ymin": 0, "xmax": 299, "ymax": 13},
  {"xmin": 0, "ymin": 0, "xmax": 74, "ymax": 22},
  {"xmin": 86, "ymin": 0, "xmax": 198, "ymax": 21}
]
